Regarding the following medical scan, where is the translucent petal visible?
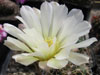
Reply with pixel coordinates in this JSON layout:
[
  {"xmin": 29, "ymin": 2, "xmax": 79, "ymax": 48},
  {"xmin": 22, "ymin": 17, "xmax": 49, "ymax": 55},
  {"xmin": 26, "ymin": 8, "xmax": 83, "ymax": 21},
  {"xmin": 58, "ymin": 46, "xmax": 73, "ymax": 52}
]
[
  {"xmin": 49, "ymin": 5, "xmax": 68, "ymax": 38},
  {"xmin": 20, "ymin": 6, "xmax": 41, "ymax": 32},
  {"xmin": 68, "ymin": 9, "xmax": 84, "ymax": 22},
  {"xmin": 39, "ymin": 61, "xmax": 49, "ymax": 70},
  {"xmin": 4, "ymin": 37, "xmax": 32, "ymax": 52},
  {"xmin": 40, "ymin": 1, "xmax": 53, "ymax": 39},
  {"xmin": 47, "ymin": 58, "xmax": 68, "ymax": 69},
  {"xmin": 17, "ymin": 28, "xmax": 44, "ymax": 51},
  {"xmin": 55, "ymin": 47, "xmax": 71, "ymax": 60},
  {"xmin": 12, "ymin": 53, "xmax": 39, "ymax": 66},
  {"xmin": 33, "ymin": 7, "xmax": 41, "ymax": 18},
  {"xmin": 16, "ymin": 16, "xmax": 28, "ymax": 28},
  {"xmin": 50, "ymin": 1, "xmax": 59, "ymax": 7},
  {"xmin": 72, "ymin": 37, "xmax": 97, "ymax": 49},
  {"xmin": 4, "ymin": 23, "xmax": 23, "ymax": 39},
  {"xmin": 58, "ymin": 21, "xmax": 91, "ymax": 45},
  {"xmin": 68, "ymin": 52, "xmax": 89, "ymax": 65},
  {"xmin": 72, "ymin": 21, "xmax": 91, "ymax": 37}
]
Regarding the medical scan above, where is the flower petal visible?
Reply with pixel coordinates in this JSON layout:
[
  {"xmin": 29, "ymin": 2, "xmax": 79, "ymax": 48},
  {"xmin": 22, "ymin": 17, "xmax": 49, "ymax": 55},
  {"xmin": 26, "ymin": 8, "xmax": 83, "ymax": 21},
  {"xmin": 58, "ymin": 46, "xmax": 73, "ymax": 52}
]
[
  {"xmin": 72, "ymin": 21, "xmax": 91, "ymax": 37},
  {"xmin": 16, "ymin": 16, "xmax": 28, "ymax": 28},
  {"xmin": 40, "ymin": 1, "xmax": 53, "ymax": 38},
  {"xmin": 49, "ymin": 4, "xmax": 68, "ymax": 38},
  {"xmin": 68, "ymin": 52, "xmax": 89, "ymax": 65},
  {"xmin": 4, "ymin": 37, "xmax": 32, "ymax": 52},
  {"xmin": 47, "ymin": 58, "xmax": 68, "ymax": 69},
  {"xmin": 18, "ymin": 28, "xmax": 44, "ymax": 50},
  {"xmin": 28, "ymin": 52, "xmax": 44, "ymax": 59},
  {"xmin": 18, "ymin": 34, "xmax": 38, "ymax": 50},
  {"xmin": 60, "ymin": 35, "xmax": 79, "ymax": 48},
  {"xmin": 34, "ymin": 42, "xmax": 49, "ymax": 58},
  {"xmin": 33, "ymin": 7, "xmax": 41, "ymax": 18},
  {"xmin": 72, "ymin": 37, "xmax": 97, "ymax": 49},
  {"xmin": 4, "ymin": 23, "xmax": 23, "ymax": 39},
  {"xmin": 20, "ymin": 6, "xmax": 41, "ymax": 32},
  {"xmin": 39, "ymin": 61, "xmax": 49, "ymax": 70},
  {"xmin": 57, "ymin": 15, "xmax": 91, "ymax": 44},
  {"xmin": 58, "ymin": 9, "xmax": 84, "ymax": 39},
  {"xmin": 12, "ymin": 53, "xmax": 39, "ymax": 66},
  {"xmin": 55, "ymin": 47, "xmax": 71, "ymax": 60},
  {"xmin": 23, "ymin": 28, "xmax": 44, "ymax": 43},
  {"xmin": 57, "ymin": 16, "xmax": 78, "ymax": 41},
  {"xmin": 68, "ymin": 9, "xmax": 84, "ymax": 22},
  {"xmin": 50, "ymin": 1, "xmax": 59, "ymax": 7}
]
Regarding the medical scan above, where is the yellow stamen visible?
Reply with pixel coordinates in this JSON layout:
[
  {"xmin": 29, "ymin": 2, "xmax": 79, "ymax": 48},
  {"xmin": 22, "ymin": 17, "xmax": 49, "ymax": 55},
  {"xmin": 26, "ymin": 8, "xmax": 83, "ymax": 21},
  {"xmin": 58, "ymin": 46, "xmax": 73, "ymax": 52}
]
[{"xmin": 45, "ymin": 39, "xmax": 53, "ymax": 47}]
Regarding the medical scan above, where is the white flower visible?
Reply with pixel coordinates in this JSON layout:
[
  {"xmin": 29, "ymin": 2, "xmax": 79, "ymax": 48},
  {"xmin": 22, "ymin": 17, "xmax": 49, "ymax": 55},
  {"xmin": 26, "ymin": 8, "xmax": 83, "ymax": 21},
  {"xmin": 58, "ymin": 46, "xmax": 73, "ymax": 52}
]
[{"xmin": 4, "ymin": 1, "xmax": 97, "ymax": 69}]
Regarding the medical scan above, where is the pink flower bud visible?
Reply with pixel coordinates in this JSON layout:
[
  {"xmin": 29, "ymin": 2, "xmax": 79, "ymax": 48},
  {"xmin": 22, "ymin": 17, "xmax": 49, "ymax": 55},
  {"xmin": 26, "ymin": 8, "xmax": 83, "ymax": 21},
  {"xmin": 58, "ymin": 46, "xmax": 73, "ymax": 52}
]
[
  {"xmin": 0, "ymin": 24, "xmax": 7, "ymax": 42},
  {"xmin": 16, "ymin": 0, "xmax": 27, "ymax": 4}
]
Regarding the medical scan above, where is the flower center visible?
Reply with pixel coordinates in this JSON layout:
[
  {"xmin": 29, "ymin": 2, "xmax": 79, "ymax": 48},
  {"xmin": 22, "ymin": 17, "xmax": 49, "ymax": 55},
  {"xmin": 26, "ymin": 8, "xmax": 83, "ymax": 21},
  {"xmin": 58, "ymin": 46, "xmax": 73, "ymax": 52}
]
[{"xmin": 45, "ymin": 39, "xmax": 53, "ymax": 47}]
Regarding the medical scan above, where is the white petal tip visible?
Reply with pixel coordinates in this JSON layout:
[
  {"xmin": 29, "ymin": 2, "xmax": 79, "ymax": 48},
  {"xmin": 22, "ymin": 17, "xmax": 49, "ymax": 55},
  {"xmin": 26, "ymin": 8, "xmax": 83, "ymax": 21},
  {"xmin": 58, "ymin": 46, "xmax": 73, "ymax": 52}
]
[{"xmin": 92, "ymin": 37, "xmax": 98, "ymax": 42}]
